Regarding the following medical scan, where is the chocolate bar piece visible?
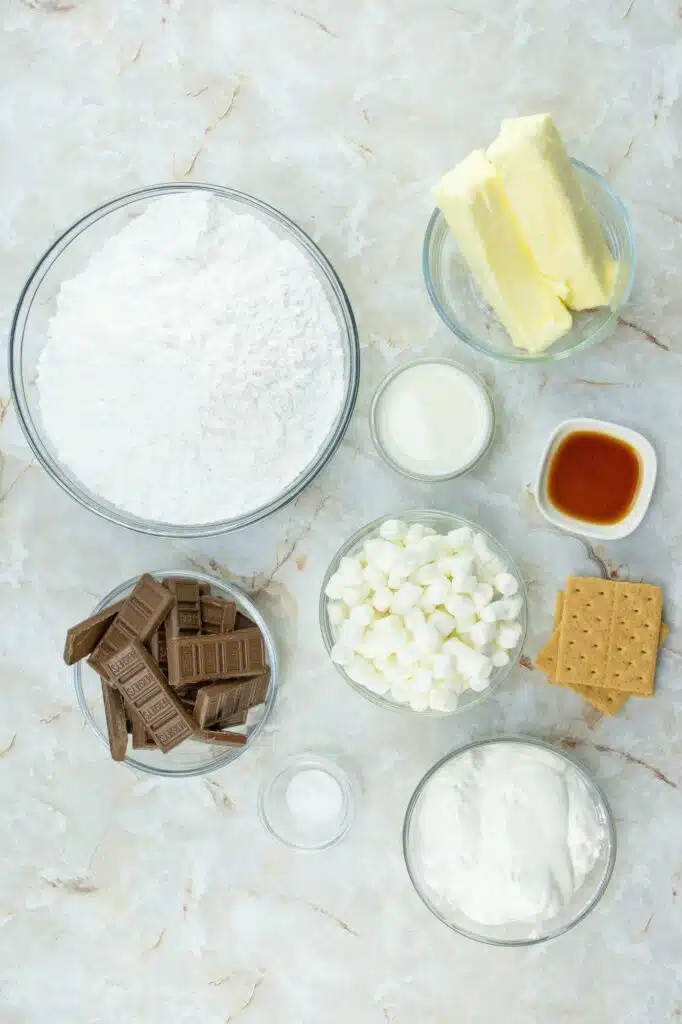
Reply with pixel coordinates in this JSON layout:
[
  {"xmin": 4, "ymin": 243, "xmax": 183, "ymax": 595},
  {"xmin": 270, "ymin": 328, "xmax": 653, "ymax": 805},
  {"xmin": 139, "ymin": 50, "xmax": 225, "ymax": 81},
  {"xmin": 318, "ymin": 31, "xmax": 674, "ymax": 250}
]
[
  {"xmin": 129, "ymin": 710, "xmax": 156, "ymax": 750},
  {"xmin": 106, "ymin": 640, "xmax": 197, "ymax": 753},
  {"xmin": 200, "ymin": 596, "xmax": 237, "ymax": 634},
  {"xmin": 197, "ymin": 729, "xmax": 248, "ymax": 748},
  {"xmin": 149, "ymin": 623, "xmax": 168, "ymax": 669},
  {"xmin": 63, "ymin": 600, "xmax": 125, "ymax": 665},
  {"xmin": 194, "ymin": 680, "xmax": 248, "ymax": 728},
  {"xmin": 235, "ymin": 611, "xmax": 256, "ymax": 631},
  {"xmin": 243, "ymin": 670, "xmax": 270, "ymax": 709},
  {"xmin": 167, "ymin": 629, "xmax": 266, "ymax": 688},
  {"xmin": 163, "ymin": 579, "xmax": 202, "ymax": 638},
  {"xmin": 88, "ymin": 575, "xmax": 174, "ymax": 680},
  {"xmin": 101, "ymin": 680, "xmax": 128, "ymax": 761}
]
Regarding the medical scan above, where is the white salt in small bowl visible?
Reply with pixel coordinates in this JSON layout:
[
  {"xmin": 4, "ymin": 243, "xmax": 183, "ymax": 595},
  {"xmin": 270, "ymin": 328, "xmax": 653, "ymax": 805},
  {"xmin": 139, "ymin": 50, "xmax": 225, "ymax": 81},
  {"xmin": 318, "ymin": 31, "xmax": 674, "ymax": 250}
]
[
  {"xmin": 258, "ymin": 753, "xmax": 357, "ymax": 851},
  {"xmin": 370, "ymin": 358, "xmax": 494, "ymax": 482}
]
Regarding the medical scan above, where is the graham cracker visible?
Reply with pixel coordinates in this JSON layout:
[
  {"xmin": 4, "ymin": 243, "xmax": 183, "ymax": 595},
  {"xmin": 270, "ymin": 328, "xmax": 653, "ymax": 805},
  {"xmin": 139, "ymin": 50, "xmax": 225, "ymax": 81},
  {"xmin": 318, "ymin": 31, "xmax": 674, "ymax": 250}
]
[
  {"xmin": 556, "ymin": 577, "xmax": 616, "ymax": 688},
  {"xmin": 602, "ymin": 582, "xmax": 663, "ymax": 695},
  {"xmin": 539, "ymin": 582, "xmax": 667, "ymax": 712}
]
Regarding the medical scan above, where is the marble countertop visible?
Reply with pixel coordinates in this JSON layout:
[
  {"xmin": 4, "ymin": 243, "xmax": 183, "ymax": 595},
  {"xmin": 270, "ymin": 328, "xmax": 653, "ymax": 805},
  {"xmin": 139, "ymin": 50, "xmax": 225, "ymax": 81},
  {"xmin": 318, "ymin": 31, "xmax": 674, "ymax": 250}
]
[{"xmin": 1, "ymin": 1, "xmax": 682, "ymax": 1021}]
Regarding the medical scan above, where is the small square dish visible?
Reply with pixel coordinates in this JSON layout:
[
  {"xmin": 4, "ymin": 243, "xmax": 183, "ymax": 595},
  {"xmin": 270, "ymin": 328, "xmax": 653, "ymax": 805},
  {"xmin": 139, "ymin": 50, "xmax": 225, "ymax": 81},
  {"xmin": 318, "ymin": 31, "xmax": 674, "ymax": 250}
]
[{"xmin": 535, "ymin": 417, "xmax": 657, "ymax": 541}]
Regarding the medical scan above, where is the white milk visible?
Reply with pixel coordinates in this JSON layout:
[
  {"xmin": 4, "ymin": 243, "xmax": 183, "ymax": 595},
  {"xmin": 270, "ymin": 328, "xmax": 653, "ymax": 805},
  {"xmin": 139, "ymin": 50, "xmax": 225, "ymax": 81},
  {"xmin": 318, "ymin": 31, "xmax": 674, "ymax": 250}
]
[{"xmin": 374, "ymin": 361, "xmax": 492, "ymax": 478}]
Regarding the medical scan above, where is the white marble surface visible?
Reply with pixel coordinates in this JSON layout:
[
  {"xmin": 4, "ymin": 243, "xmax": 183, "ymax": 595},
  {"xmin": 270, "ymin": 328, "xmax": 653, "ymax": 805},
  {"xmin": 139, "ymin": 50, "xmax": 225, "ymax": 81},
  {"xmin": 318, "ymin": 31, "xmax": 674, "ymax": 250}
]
[{"xmin": 1, "ymin": 1, "xmax": 682, "ymax": 1021}]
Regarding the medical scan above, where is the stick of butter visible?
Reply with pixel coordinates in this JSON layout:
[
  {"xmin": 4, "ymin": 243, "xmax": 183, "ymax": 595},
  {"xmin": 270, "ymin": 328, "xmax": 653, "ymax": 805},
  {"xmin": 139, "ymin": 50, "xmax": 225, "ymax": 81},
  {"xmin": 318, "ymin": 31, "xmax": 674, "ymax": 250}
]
[
  {"xmin": 487, "ymin": 114, "xmax": 616, "ymax": 310},
  {"xmin": 433, "ymin": 150, "xmax": 572, "ymax": 353}
]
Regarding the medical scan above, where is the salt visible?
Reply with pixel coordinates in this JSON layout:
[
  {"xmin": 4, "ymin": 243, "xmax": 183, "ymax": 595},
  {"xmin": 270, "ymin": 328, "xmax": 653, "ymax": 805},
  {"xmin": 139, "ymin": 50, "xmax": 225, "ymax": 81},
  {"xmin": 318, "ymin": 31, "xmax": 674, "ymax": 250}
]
[{"xmin": 285, "ymin": 768, "xmax": 343, "ymax": 824}]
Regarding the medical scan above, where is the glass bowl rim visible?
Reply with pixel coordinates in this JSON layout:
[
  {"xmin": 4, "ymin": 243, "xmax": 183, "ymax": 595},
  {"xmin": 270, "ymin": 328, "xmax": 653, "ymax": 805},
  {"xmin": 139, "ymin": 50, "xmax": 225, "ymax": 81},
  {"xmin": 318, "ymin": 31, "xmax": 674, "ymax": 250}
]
[
  {"xmin": 318, "ymin": 509, "xmax": 528, "ymax": 716},
  {"xmin": 9, "ymin": 181, "xmax": 360, "ymax": 537},
  {"xmin": 402, "ymin": 734, "xmax": 617, "ymax": 945},
  {"xmin": 73, "ymin": 567, "xmax": 278, "ymax": 778},
  {"xmin": 368, "ymin": 357, "xmax": 496, "ymax": 482},
  {"xmin": 257, "ymin": 751, "xmax": 358, "ymax": 851},
  {"xmin": 423, "ymin": 159, "xmax": 636, "ymax": 364}
]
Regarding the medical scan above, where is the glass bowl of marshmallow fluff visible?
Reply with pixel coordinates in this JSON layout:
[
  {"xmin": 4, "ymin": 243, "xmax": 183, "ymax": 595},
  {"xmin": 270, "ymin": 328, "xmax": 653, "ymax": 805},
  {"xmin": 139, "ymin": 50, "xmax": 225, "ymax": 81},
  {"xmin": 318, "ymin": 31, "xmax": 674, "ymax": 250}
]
[
  {"xmin": 403, "ymin": 737, "xmax": 617, "ymax": 945},
  {"xmin": 319, "ymin": 511, "xmax": 527, "ymax": 715}
]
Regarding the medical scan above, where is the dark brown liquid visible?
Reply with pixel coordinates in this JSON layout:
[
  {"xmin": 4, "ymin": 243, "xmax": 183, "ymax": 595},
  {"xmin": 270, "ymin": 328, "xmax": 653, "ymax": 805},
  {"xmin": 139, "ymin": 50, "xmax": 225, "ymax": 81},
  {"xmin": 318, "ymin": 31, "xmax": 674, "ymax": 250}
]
[{"xmin": 547, "ymin": 431, "xmax": 641, "ymax": 525}]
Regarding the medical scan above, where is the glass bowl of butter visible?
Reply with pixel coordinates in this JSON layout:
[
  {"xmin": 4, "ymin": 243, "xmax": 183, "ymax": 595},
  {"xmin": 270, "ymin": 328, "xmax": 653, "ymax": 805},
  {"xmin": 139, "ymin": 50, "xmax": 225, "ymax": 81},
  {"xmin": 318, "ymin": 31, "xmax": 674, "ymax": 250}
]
[{"xmin": 423, "ymin": 119, "xmax": 635, "ymax": 363}]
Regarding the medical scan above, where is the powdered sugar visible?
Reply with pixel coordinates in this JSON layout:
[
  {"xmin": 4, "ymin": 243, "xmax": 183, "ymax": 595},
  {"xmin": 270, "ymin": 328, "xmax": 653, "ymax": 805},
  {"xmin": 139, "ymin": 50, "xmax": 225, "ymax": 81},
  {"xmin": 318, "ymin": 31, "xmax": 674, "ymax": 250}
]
[{"xmin": 37, "ymin": 193, "xmax": 345, "ymax": 524}]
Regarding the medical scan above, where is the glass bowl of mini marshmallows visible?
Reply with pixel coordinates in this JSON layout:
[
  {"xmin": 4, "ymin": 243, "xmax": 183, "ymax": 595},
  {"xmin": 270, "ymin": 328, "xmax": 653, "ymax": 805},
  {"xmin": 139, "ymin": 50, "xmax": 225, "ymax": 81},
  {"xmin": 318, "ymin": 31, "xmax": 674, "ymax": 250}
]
[{"xmin": 319, "ymin": 510, "xmax": 527, "ymax": 715}]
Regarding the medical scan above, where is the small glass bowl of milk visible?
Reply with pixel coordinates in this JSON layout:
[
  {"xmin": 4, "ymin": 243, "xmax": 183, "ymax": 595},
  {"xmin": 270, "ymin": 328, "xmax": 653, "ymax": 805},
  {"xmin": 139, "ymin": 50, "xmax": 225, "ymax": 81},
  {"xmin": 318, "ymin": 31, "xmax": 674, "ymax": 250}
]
[{"xmin": 370, "ymin": 358, "xmax": 494, "ymax": 481}]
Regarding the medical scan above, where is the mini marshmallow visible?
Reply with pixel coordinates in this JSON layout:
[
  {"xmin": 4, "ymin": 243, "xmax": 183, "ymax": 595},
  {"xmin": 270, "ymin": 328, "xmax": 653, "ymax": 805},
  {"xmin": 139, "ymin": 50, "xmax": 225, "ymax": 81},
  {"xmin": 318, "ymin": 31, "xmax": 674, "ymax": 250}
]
[
  {"xmin": 396, "ymin": 643, "xmax": 421, "ymax": 667},
  {"xmin": 391, "ymin": 582, "xmax": 422, "ymax": 615},
  {"xmin": 446, "ymin": 526, "xmax": 474, "ymax": 551},
  {"xmin": 492, "ymin": 650, "xmax": 511, "ymax": 668},
  {"xmin": 481, "ymin": 599, "xmax": 508, "ymax": 623},
  {"xmin": 413, "ymin": 668, "xmax": 435, "ymax": 693},
  {"xmin": 362, "ymin": 672, "xmax": 391, "ymax": 696},
  {"xmin": 405, "ymin": 523, "xmax": 436, "ymax": 545},
  {"xmin": 431, "ymin": 654, "xmax": 453, "ymax": 680},
  {"xmin": 468, "ymin": 620, "xmax": 497, "ymax": 648},
  {"xmin": 438, "ymin": 552, "xmax": 475, "ymax": 579},
  {"xmin": 501, "ymin": 596, "xmax": 523, "ymax": 621},
  {"xmin": 428, "ymin": 610, "xmax": 457, "ymax": 637},
  {"xmin": 422, "ymin": 580, "xmax": 448, "ymax": 607},
  {"xmin": 404, "ymin": 607, "xmax": 428, "ymax": 634},
  {"xmin": 410, "ymin": 536, "xmax": 442, "ymax": 565},
  {"xmin": 472, "ymin": 532, "xmax": 493, "ymax": 563},
  {"xmin": 408, "ymin": 693, "xmax": 430, "ymax": 712},
  {"xmin": 497, "ymin": 622, "xmax": 523, "ymax": 649},
  {"xmin": 468, "ymin": 671, "xmax": 492, "ymax": 692},
  {"xmin": 428, "ymin": 687, "xmax": 459, "ymax": 712},
  {"xmin": 450, "ymin": 573, "xmax": 478, "ymax": 595},
  {"xmin": 339, "ymin": 618, "xmax": 366, "ymax": 648},
  {"xmin": 412, "ymin": 623, "xmax": 441, "ymax": 655},
  {"xmin": 363, "ymin": 564, "xmax": 388, "ymax": 590},
  {"xmin": 383, "ymin": 658, "xmax": 408, "ymax": 684},
  {"xmin": 324, "ymin": 572, "xmax": 344, "ymax": 600},
  {"xmin": 379, "ymin": 518, "xmax": 408, "ymax": 542},
  {"xmin": 391, "ymin": 679, "xmax": 414, "ymax": 704},
  {"xmin": 444, "ymin": 593, "xmax": 476, "ymax": 619},
  {"xmin": 341, "ymin": 584, "xmax": 370, "ymax": 608},
  {"xmin": 363, "ymin": 538, "xmax": 400, "ymax": 574},
  {"xmin": 337, "ymin": 555, "xmax": 365, "ymax": 587},
  {"xmin": 472, "ymin": 582, "xmax": 494, "ymax": 611},
  {"xmin": 349, "ymin": 604, "xmax": 375, "ymax": 628},
  {"xmin": 413, "ymin": 563, "xmax": 444, "ymax": 587},
  {"xmin": 327, "ymin": 601, "xmax": 348, "ymax": 627},
  {"xmin": 495, "ymin": 572, "xmax": 519, "ymax": 597},
  {"xmin": 330, "ymin": 643, "xmax": 353, "ymax": 666},
  {"xmin": 345, "ymin": 655, "xmax": 374, "ymax": 684},
  {"xmin": 372, "ymin": 586, "xmax": 393, "ymax": 613}
]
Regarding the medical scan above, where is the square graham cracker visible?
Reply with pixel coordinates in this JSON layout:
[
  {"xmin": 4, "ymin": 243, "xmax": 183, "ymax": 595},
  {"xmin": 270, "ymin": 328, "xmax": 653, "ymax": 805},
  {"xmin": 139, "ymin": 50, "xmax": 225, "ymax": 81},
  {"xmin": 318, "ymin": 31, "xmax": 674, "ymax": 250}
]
[
  {"xmin": 556, "ymin": 578, "xmax": 616, "ymax": 688},
  {"xmin": 603, "ymin": 582, "xmax": 663, "ymax": 695}
]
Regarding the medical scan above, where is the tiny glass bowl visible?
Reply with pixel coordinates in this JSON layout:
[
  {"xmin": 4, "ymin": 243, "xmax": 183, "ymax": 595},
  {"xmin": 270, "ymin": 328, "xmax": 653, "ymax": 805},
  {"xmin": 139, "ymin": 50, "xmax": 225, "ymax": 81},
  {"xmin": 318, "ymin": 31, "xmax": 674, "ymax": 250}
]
[
  {"xmin": 319, "ymin": 510, "xmax": 528, "ymax": 716},
  {"xmin": 403, "ymin": 737, "xmax": 617, "ymax": 945},
  {"xmin": 423, "ymin": 160, "xmax": 635, "ymax": 364},
  {"xmin": 258, "ymin": 753, "xmax": 357, "ymax": 851},
  {"xmin": 369, "ymin": 357, "xmax": 495, "ymax": 482},
  {"xmin": 10, "ymin": 182, "xmax": 359, "ymax": 537},
  {"xmin": 73, "ymin": 569, "xmax": 278, "ymax": 778}
]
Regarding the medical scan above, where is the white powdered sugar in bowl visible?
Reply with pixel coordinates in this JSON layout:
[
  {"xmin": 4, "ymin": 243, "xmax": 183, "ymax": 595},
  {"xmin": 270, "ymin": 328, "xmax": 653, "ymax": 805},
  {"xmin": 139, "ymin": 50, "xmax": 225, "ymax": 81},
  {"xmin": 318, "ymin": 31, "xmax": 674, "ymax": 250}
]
[{"xmin": 36, "ymin": 192, "xmax": 346, "ymax": 525}]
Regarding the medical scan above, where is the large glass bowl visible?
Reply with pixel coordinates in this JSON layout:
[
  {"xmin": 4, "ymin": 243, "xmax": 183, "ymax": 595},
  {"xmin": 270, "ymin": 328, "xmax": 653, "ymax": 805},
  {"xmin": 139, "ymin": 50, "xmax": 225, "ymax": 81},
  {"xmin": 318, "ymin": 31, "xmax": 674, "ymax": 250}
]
[
  {"xmin": 403, "ymin": 737, "xmax": 617, "ymax": 945},
  {"xmin": 423, "ymin": 160, "xmax": 635, "ymax": 363},
  {"xmin": 319, "ymin": 510, "xmax": 528, "ymax": 716},
  {"xmin": 73, "ymin": 569, "xmax": 278, "ymax": 778},
  {"xmin": 9, "ymin": 183, "xmax": 359, "ymax": 537}
]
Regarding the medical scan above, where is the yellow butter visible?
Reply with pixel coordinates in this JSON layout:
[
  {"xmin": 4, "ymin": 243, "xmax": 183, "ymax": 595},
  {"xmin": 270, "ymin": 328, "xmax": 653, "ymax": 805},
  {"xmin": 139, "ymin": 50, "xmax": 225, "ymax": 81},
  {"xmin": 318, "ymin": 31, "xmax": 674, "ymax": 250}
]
[
  {"xmin": 487, "ymin": 114, "xmax": 616, "ymax": 310},
  {"xmin": 433, "ymin": 150, "xmax": 572, "ymax": 353}
]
